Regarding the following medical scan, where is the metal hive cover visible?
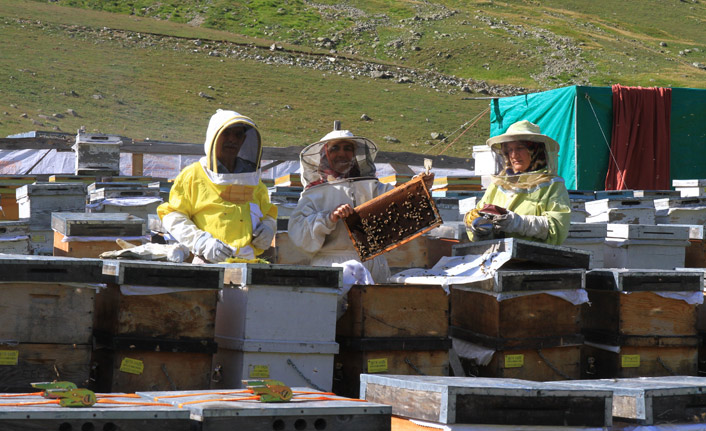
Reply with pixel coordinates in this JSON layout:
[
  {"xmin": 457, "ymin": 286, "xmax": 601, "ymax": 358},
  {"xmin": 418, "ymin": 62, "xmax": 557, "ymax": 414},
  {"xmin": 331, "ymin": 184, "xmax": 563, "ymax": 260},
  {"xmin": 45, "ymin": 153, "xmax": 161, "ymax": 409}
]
[{"xmin": 344, "ymin": 175, "xmax": 442, "ymax": 261}]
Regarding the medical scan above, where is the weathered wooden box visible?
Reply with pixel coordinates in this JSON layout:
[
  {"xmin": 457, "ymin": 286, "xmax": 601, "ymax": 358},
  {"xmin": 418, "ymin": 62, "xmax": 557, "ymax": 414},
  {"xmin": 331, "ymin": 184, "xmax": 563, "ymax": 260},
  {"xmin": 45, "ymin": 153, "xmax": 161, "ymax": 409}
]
[
  {"xmin": 450, "ymin": 269, "xmax": 584, "ymax": 342},
  {"xmin": 603, "ymin": 223, "xmax": 691, "ymax": 269},
  {"xmin": 335, "ymin": 284, "xmax": 451, "ymax": 397},
  {"xmin": 0, "ymin": 392, "xmax": 191, "ymax": 431},
  {"xmin": 451, "ymin": 237, "xmax": 592, "ymax": 269},
  {"xmin": 0, "ymin": 177, "xmax": 37, "ymax": 221},
  {"xmin": 0, "ymin": 220, "xmax": 30, "ymax": 254},
  {"xmin": 563, "ymin": 222, "xmax": 607, "ymax": 268},
  {"xmin": 92, "ymin": 346, "xmax": 214, "ymax": 393},
  {"xmin": 360, "ymin": 374, "xmax": 612, "ymax": 427},
  {"xmin": 52, "ymin": 212, "xmax": 146, "ymax": 258},
  {"xmin": 28, "ymin": 227, "xmax": 54, "ymax": 255},
  {"xmin": 632, "ymin": 189, "xmax": 682, "ymax": 198},
  {"xmin": 569, "ymin": 200, "xmax": 589, "ymax": 222},
  {"xmin": 93, "ymin": 261, "xmax": 223, "ymax": 393},
  {"xmin": 139, "ymin": 388, "xmax": 391, "ymax": 431},
  {"xmin": 0, "ymin": 255, "xmax": 102, "ymax": 392},
  {"xmin": 582, "ymin": 269, "xmax": 702, "ymax": 378},
  {"xmin": 97, "ymin": 260, "xmax": 223, "ymax": 340},
  {"xmin": 344, "ymin": 175, "xmax": 442, "ymax": 261},
  {"xmin": 551, "ymin": 376, "xmax": 706, "ymax": 426},
  {"xmin": 674, "ymin": 179, "xmax": 706, "ymax": 197},
  {"xmin": 585, "ymin": 197, "xmax": 655, "ymax": 224},
  {"xmin": 73, "ymin": 132, "xmax": 121, "ymax": 176},
  {"xmin": 655, "ymin": 196, "xmax": 706, "ymax": 225},
  {"xmin": 16, "ymin": 183, "xmax": 87, "ymax": 228}
]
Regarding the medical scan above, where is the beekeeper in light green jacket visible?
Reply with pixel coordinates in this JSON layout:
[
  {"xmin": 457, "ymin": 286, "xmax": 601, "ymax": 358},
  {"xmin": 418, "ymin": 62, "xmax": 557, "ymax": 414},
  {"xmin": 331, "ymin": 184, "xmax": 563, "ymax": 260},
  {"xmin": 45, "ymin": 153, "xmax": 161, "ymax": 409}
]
[{"xmin": 464, "ymin": 120, "xmax": 570, "ymax": 245}]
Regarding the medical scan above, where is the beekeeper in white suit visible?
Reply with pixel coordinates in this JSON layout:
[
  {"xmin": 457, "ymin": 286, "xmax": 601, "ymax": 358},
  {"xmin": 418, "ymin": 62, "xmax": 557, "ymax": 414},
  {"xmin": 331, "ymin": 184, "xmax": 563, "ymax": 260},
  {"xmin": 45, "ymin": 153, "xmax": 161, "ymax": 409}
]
[
  {"xmin": 158, "ymin": 109, "xmax": 277, "ymax": 263},
  {"xmin": 288, "ymin": 124, "xmax": 393, "ymax": 283}
]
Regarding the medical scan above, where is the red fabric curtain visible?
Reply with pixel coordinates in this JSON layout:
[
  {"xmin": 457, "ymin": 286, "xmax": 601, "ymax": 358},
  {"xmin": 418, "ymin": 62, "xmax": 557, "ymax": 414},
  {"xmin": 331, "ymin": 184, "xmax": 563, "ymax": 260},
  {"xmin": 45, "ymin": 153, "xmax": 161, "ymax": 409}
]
[{"xmin": 605, "ymin": 84, "xmax": 671, "ymax": 190}]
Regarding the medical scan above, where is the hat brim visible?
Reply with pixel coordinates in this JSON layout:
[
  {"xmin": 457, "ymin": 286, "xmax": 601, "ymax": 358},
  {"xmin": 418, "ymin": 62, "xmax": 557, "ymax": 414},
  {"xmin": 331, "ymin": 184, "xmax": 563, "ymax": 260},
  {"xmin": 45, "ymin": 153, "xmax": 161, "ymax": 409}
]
[
  {"xmin": 486, "ymin": 133, "xmax": 559, "ymax": 153},
  {"xmin": 301, "ymin": 136, "xmax": 378, "ymax": 156}
]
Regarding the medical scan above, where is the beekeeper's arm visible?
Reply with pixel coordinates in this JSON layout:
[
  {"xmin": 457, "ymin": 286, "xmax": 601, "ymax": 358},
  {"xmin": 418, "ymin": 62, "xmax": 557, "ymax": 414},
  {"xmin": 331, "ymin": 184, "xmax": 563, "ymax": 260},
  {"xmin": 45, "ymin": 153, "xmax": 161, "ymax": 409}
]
[
  {"xmin": 157, "ymin": 175, "xmax": 234, "ymax": 263},
  {"xmin": 287, "ymin": 193, "xmax": 340, "ymax": 254}
]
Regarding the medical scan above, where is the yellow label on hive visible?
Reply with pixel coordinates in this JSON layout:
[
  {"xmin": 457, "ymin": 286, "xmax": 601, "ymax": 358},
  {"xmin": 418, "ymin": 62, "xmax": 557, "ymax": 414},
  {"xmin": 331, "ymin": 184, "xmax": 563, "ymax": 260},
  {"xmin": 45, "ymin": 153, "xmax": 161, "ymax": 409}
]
[
  {"xmin": 0, "ymin": 350, "xmax": 19, "ymax": 366},
  {"xmin": 367, "ymin": 358, "xmax": 388, "ymax": 373},
  {"xmin": 249, "ymin": 365, "xmax": 270, "ymax": 378},
  {"xmin": 621, "ymin": 355, "xmax": 640, "ymax": 368},
  {"xmin": 119, "ymin": 357, "xmax": 144, "ymax": 375},
  {"xmin": 30, "ymin": 234, "xmax": 46, "ymax": 242},
  {"xmin": 504, "ymin": 354, "xmax": 524, "ymax": 368}
]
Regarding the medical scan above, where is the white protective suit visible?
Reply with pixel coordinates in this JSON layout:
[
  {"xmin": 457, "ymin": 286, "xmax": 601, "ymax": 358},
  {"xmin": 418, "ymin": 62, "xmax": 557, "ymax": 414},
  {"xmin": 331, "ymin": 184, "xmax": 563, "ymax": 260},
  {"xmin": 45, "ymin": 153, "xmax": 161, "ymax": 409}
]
[
  {"xmin": 288, "ymin": 130, "xmax": 393, "ymax": 283},
  {"xmin": 158, "ymin": 110, "xmax": 277, "ymax": 263}
]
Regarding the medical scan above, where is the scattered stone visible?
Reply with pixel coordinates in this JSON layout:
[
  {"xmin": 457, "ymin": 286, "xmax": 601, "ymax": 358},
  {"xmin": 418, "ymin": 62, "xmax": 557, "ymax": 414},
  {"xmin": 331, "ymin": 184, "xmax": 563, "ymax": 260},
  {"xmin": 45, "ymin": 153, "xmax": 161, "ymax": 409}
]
[
  {"xmin": 52, "ymin": 125, "xmax": 61, "ymax": 131},
  {"xmin": 371, "ymin": 71, "xmax": 393, "ymax": 79},
  {"xmin": 198, "ymin": 91, "xmax": 214, "ymax": 99},
  {"xmin": 398, "ymin": 76, "xmax": 413, "ymax": 84},
  {"xmin": 67, "ymin": 109, "xmax": 78, "ymax": 117},
  {"xmin": 9, "ymin": 104, "xmax": 17, "ymax": 109},
  {"xmin": 660, "ymin": 41, "xmax": 668, "ymax": 47},
  {"xmin": 3, "ymin": 112, "xmax": 8, "ymax": 115},
  {"xmin": 430, "ymin": 132, "xmax": 446, "ymax": 140},
  {"xmin": 284, "ymin": 105, "xmax": 292, "ymax": 110},
  {"xmin": 31, "ymin": 119, "xmax": 42, "ymax": 125},
  {"xmin": 19, "ymin": 113, "xmax": 28, "ymax": 118},
  {"xmin": 383, "ymin": 136, "xmax": 400, "ymax": 143},
  {"xmin": 53, "ymin": 113, "xmax": 64, "ymax": 118},
  {"xmin": 693, "ymin": 62, "xmax": 706, "ymax": 70},
  {"xmin": 70, "ymin": 90, "xmax": 79, "ymax": 97},
  {"xmin": 208, "ymin": 51, "xmax": 220, "ymax": 57},
  {"xmin": 92, "ymin": 94, "xmax": 103, "ymax": 99},
  {"xmin": 360, "ymin": 114, "xmax": 372, "ymax": 121},
  {"xmin": 38, "ymin": 114, "xmax": 51, "ymax": 120},
  {"xmin": 270, "ymin": 43, "xmax": 283, "ymax": 51}
]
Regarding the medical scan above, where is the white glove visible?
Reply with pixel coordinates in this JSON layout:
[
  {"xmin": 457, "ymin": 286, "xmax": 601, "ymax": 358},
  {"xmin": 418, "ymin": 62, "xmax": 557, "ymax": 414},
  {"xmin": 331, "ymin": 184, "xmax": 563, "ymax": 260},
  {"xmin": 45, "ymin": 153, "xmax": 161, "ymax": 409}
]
[
  {"xmin": 193, "ymin": 232, "xmax": 234, "ymax": 263},
  {"xmin": 493, "ymin": 210, "xmax": 550, "ymax": 240},
  {"xmin": 251, "ymin": 222, "xmax": 275, "ymax": 250}
]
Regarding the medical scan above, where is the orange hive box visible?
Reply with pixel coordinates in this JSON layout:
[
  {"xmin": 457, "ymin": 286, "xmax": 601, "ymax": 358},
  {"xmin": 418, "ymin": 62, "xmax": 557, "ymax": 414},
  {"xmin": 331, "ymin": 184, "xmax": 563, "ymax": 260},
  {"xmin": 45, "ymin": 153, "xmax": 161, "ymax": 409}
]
[{"xmin": 344, "ymin": 174, "xmax": 442, "ymax": 261}]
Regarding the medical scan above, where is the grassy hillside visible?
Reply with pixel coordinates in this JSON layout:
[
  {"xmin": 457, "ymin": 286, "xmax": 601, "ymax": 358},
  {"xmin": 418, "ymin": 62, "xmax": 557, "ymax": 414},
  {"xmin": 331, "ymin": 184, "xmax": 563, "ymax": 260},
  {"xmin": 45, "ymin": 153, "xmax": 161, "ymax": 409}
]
[{"xmin": 1, "ymin": 0, "xmax": 705, "ymax": 160}]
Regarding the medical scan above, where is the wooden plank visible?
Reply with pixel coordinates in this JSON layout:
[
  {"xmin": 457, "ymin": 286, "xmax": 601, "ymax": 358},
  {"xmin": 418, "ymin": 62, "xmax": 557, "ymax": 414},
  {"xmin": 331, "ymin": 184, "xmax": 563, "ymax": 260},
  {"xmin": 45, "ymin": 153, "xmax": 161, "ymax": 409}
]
[
  {"xmin": 53, "ymin": 231, "xmax": 127, "ymax": 257},
  {"xmin": 586, "ymin": 269, "xmax": 703, "ymax": 292},
  {"xmin": 139, "ymin": 388, "xmax": 391, "ymax": 431},
  {"xmin": 0, "ymin": 255, "xmax": 103, "ymax": 283},
  {"xmin": 360, "ymin": 374, "xmax": 611, "ymax": 427},
  {"xmin": 451, "ymin": 238, "xmax": 591, "ymax": 269},
  {"xmin": 337, "ymin": 284, "xmax": 448, "ymax": 338},
  {"xmin": 132, "ymin": 153, "xmax": 144, "ymax": 176},
  {"xmin": 94, "ymin": 283, "xmax": 218, "ymax": 340},
  {"xmin": 0, "ymin": 282, "xmax": 94, "ymax": 344},
  {"xmin": 92, "ymin": 349, "xmax": 212, "ymax": 393},
  {"xmin": 0, "ymin": 343, "xmax": 91, "ymax": 393},
  {"xmin": 583, "ymin": 290, "xmax": 698, "ymax": 338},
  {"xmin": 102, "ymin": 260, "xmax": 224, "ymax": 289},
  {"xmin": 451, "ymin": 288, "xmax": 581, "ymax": 340}
]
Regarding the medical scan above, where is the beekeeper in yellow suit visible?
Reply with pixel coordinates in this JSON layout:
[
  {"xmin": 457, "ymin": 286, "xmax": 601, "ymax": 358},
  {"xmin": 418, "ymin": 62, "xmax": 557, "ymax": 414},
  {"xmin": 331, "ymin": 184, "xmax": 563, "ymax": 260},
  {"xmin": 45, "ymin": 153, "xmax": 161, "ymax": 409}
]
[
  {"xmin": 464, "ymin": 120, "xmax": 570, "ymax": 245},
  {"xmin": 158, "ymin": 109, "xmax": 277, "ymax": 263},
  {"xmin": 288, "ymin": 125, "xmax": 393, "ymax": 283}
]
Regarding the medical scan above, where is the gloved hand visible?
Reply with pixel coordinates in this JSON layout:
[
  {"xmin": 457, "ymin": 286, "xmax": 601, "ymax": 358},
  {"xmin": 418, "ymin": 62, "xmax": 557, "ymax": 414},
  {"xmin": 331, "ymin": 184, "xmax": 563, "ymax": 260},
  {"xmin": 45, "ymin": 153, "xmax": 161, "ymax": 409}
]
[
  {"xmin": 251, "ymin": 222, "xmax": 275, "ymax": 250},
  {"xmin": 469, "ymin": 216, "xmax": 494, "ymax": 241},
  {"xmin": 193, "ymin": 232, "xmax": 234, "ymax": 263},
  {"xmin": 493, "ymin": 210, "xmax": 550, "ymax": 240}
]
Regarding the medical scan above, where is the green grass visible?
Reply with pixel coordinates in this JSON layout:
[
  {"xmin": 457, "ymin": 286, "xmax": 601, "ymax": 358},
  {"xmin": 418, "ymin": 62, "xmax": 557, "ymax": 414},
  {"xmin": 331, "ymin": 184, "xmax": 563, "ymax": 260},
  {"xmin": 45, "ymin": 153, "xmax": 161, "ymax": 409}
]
[{"xmin": 2, "ymin": 0, "xmax": 705, "ymax": 161}]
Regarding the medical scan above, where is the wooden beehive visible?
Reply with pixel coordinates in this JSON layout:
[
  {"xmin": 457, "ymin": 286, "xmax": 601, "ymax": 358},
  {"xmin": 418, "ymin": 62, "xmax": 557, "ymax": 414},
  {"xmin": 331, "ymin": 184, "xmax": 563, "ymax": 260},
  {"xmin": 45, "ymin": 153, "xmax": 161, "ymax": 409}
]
[
  {"xmin": 73, "ymin": 132, "xmax": 121, "ymax": 176},
  {"xmin": 360, "ymin": 374, "xmax": 612, "ymax": 427},
  {"xmin": 344, "ymin": 175, "xmax": 442, "ymax": 261},
  {"xmin": 16, "ymin": 183, "xmax": 87, "ymax": 229},
  {"xmin": 0, "ymin": 255, "xmax": 102, "ymax": 392},
  {"xmin": 552, "ymin": 376, "xmax": 706, "ymax": 426},
  {"xmin": 93, "ymin": 261, "xmax": 223, "ymax": 393},
  {"xmin": 582, "ymin": 269, "xmax": 703, "ymax": 378},
  {"xmin": 334, "ymin": 284, "xmax": 450, "ymax": 397}
]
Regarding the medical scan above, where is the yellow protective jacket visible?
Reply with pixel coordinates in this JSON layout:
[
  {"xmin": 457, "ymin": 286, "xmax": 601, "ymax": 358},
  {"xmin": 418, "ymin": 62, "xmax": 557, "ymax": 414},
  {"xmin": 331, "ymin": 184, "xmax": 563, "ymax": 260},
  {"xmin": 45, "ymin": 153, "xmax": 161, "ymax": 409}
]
[{"xmin": 158, "ymin": 110, "xmax": 277, "ymax": 258}]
